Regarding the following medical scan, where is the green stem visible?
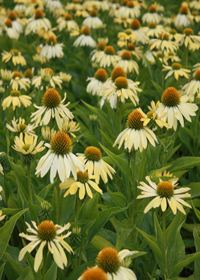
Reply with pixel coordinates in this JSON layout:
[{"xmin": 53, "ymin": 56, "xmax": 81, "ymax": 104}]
[
  {"xmin": 27, "ymin": 162, "xmax": 33, "ymax": 203},
  {"xmin": 117, "ymin": 99, "xmax": 122, "ymax": 133},
  {"xmin": 163, "ymin": 211, "xmax": 168, "ymax": 279},
  {"xmin": 75, "ymin": 193, "xmax": 80, "ymax": 228},
  {"xmin": 161, "ymin": 129, "xmax": 169, "ymax": 167},
  {"xmin": 132, "ymin": 150, "xmax": 137, "ymax": 210},
  {"xmin": 185, "ymin": 46, "xmax": 188, "ymax": 68},
  {"xmin": 56, "ymin": 175, "xmax": 60, "ymax": 224},
  {"xmin": 127, "ymin": 158, "xmax": 131, "ymax": 203},
  {"xmin": 195, "ymin": 108, "xmax": 199, "ymax": 155},
  {"xmin": 139, "ymin": 145, "xmax": 148, "ymax": 182}
]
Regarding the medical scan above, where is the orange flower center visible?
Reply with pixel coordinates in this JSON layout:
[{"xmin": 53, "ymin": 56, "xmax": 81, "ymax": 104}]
[
  {"xmin": 157, "ymin": 181, "xmax": 174, "ymax": 198},
  {"xmin": 104, "ymin": 46, "xmax": 115, "ymax": 55},
  {"xmin": 192, "ymin": 11, "xmax": 198, "ymax": 16},
  {"xmin": 128, "ymin": 43, "xmax": 135, "ymax": 50},
  {"xmin": 111, "ymin": 67, "xmax": 126, "ymax": 81},
  {"xmin": 46, "ymin": 36, "xmax": 57, "ymax": 45},
  {"xmin": 130, "ymin": 19, "xmax": 141, "ymax": 30},
  {"xmin": 115, "ymin": 77, "xmax": 128, "ymax": 89},
  {"xmin": 121, "ymin": 50, "xmax": 132, "ymax": 60},
  {"xmin": 77, "ymin": 171, "xmax": 89, "ymax": 183},
  {"xmin": 127, "ymin": 1, "xmax": 134, "ymax": 7},
  {"xmin": 159, "ymin": 33, "xmax": 169, "ymax": 40},
  {"xmin": 81, "ymin": 26, "xmax": 91, "ymax": 35},
  {"xmin": 10, "ymin": 90, "xmax": 20, "ymax": 96},
  {"xmin": 95, "ymin": 68, "xmax": 108, "ymax": 82},
  {"xmin": 84, "ymin": 146, "xmax": 102, "ymax": 161},
  {"xmin": 44, "ymin": 68, "xmax": 54, "ymax": 75},
  {"xmin": 65, "ymin": 13, "xmax": 72, "ymax": 20},
  {"xmin": 172, "ymin": 63, "xmax": 181, "ymax": 69},
  {"xmin": 37, "ymin": 220, "xmax": 57, "ymax": 241},
  {"xmin": 148, "ymin": 22, "xmax": 157, "ymax": 29},
  {"xmin": 179, "ymin": 6, "xmax": 189, "ymax": 15},
  {"xmin": 10, "ymin": 49, "xmax": 19, "ymax": 56},
  {"xmin": 81, "ymin": 267, "xmax": 108, "ymax": 280},
  {"xmin": 127, "ymin": 110, "xmax": 144, "ymax": 129},
  {"xmin": 194, "ymin": 69, "xmax": 200, "ymax": 81},
  {"xmin": 97, "ymin": 42, "xmax": 106, "ymax": 51},
  {"xmin": 35, "ymin": 8, "xmax": 44, "ymax": 19},
  {"xmin": 96, "ymin": 248, "xmax": 121, "ymax": 274},
  {"xmin": 13, "ymin": 71, "xmax": 22, "ymax": 79},
  {"xmin": 5, "ymin": 18, "xmax": 12, "ymax": 27},
  {"xmin": 24, "ymin": 68, "xmax": 34, "ymax": 79},
  {"xmin": 90, "ymin": 8, "xmax": 98, "ymax": 17},
  {"xmin": 161, "ymin": 87, "xmax": 180, "ymax": 107},
  {"xmin": 7, "ymin": 11, "xmax": 17, "ymax": 20},
  {"xmin": 121, "ymin": 0, "xmax": 128, "ymax": 6},
  {"xmin": 50, "ymin": 131, "xmax": 72, "ymax": 155},
  {"xmin": 183, "ymin": 28, "xmax": 194, "ymax": 36},
  {"xmin": 42, "ymin": 88, "xmax": 61, "ymax": 108},
  {"xmin": 149, "ymin": 4, "xmax": 157, "ymax": 13}
]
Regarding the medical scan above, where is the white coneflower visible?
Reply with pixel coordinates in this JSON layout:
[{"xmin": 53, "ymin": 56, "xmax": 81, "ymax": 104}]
[
  {"xmin": 130, "ymin": 19, "xmax": 149, "ymax": 45},
  {"xmin": 162, "ymin": 63, "xmax": 191, "ymax": 80},
  {"xmin": 2, "ymin": 49, "xmax": 26, "ymax": 66},
  {"xmin": 142, "ymin": 4, "xmax": 161, "ymax": 24},
  {"xmin": 95, "ymin": 45, "xmax": 120, "ymax": 68},
  {"xmin": 82, "ymin": 8, "xmax": 103, "ymax": 29},
  {"xmin": 25, "ymin": 8, "xmax": 51, "ymax": 35},
  {"xmin": 182, "ymin": 69, "xmax": 200, "ymax": 101},
  {"xmin": 6, "ymin": 117, "xmax": 36, "ymax": 135},
  {"xmin": 2, "ymin": 90, "xmax": 31, "ymax": 110},
  {"xmin": 86, "ymin": 68, "xmax": 108, "ymax": 96},
  {"xmin": 115, "ymin": 50, "xmax": 139, "ymax": 74},
  {"xmin": 40, "ymin": 35, "xmax": 64, "ymax": 59},
  {"xmin": 174, "ymin": 6, "xmax": 191, "ymax": 29},
  {"xmin": 73, "ymin": 26, "xmax": 96, "ymax": 47}
]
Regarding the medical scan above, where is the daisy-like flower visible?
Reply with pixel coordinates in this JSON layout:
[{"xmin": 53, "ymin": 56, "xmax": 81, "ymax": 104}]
[
  {"xmin": 73, "ymin": 26, "xmax": 96, "ymax": 47},
  {"xmin": 117, "ymin": 30, "xmax": 138, "ymax": 48},
  {"xmin": 40, "ymin": 35, "xmax": 64, "ymax": 59},
  {"xmin": 2, "ymin": 18, "xmax": 19, "ymax": 39},
  {"xmin": 90, "ymin": 42, "xmax": 106, "ymax": 62},
  {"xmin": 35, "ymin": 131, "xmax": 84, "ymax": 183},
  {"xmin": 12, "ymin": 133, "xmax": 45, "ymax": 156},
  {"xmin": 188, "ymin": 10, "xmax": 200, "ymax": 23},
  {"xmin": 2, "ymin": 49, "xmax": 26, "ymax": 66},
  {"xmin": 0, "ymin": 210, "xmax": 6, "ymax": 221},
  {"xmin": 10, "ymin": 71, "xmax": 30, "ymax": 91},
  {"xmin": 46, "ymin": 0, "xmax": 63, "ymax": 12},
  {"xmin": 58, "ymin": 116, "xmax": 80, "ymax": 138},
  {"xmin": 1, "ymin": 69, "xmax": 13, "ymax": 83},
  {"xmin": 137, "ymin": 176, "xmax": 192, "ymax": 215},
  {"xmin": 145, "ymin": 22, "xmax": 165, "ymax": 38},
  {"xmin": 87, "ymin": 68, "xmax": 108, "ymax": 96},
  {"xmin": 149, "ymin": 32, "xmax": 179, "ymax": 53},
  {"xmin": 25, "ymin": 8, "xmax": 51, "ymax": 35},
  {"xmin": 113, "ymin": 109, "xmax": 158, "ymax": 152},
  {"xmin": 115, "ymin": 50, "xmax": 139, "ymax": 74},
  {"xmin": 156, "ymin": 87, "xmax": 198, "ymax": 130},
  {"xmin": 31, "ymin": 88, "xmax": 73, "ymax": 127},
  {"xmin": 82, "ymin": 8, "xmax": 103, "ymax": 29},
  {"xmin": 164, "ymin": 51, "xmax": 181, "ymax": 65},
  {"xmin": 96, "ymin": 247, "xmax": 138, "ymax": 280},
  {"xmin": 190, "ymin": 0, "xmax": 200, "ymax": 10},
  {"xmin": 41, "ymin": 126, "xmax": 56, "ymax": 141},
  {"xmin": 123, "ymin": 1, "xmax": 141, "ymax": 18},
  {"xmin": 175, "ymin": 28, "xmax": 200, "ymax": 49},
  {"xmin": 130, "ymin": 19, "xmax": 149, "ymax": 45},
  {"xmin": 162, "ymin": 63, "xmax": 191, "ymax": 80},
  {"xmin": 95, "ymin": 45, "xmax": 119, "ymax": 68},
  {"xmin": 32, "ymin": 68, "xmax": 62, "ymax": 89},
  {"xmin": 18, "ymin": 220, "xmax": 73, "ymax": 272},
  {"xmin": 118, "ymin": 43, "xmax": 142, "ymax": 61},
  {"xmin": 7, "ymin": 10, "xmax": 23, "ymax": 33},
  {"xmin": 142, "ymin": 4, "xmax": 161, "ymax": 24},
  {"xmin": 77, "ymin": 146, "xmax": 115, "ymax": 184},
  {"xmin": 6, "ymin": 117, "xmax": 36, "ymax": 135},
  {"xmin": 57, "ymin": 13, "xmax": 78, "ymax": 32},
  {"xmin": 174, "ymin": 6, "xmax": 191, "ymax": 29},
  {"xmin": 2, "ymin": 90, "xmax": 31, "ymax": 110},
  {"xmin": 182, "ymin": 69, "xmax": 200, "ymax": 101},
  {"xmin": 59, "ymin": 72, "xmax": 72, "ymax": 83},
  {"xmin": 60, "ymin": 171, "xmax": 103, "ymax": 199},
  {"xmin": 78, "ymin": 267, "xmax": 108, "ymax": 280}
]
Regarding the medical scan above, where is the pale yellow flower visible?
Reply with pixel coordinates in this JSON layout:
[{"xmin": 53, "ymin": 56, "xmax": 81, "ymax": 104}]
[
  {"xmin": 162, "ymin": 63, "xmax": 191, "ymax": 80},
  {"xmin": 2, "ymin": 49, "xmax": 26, "ymax": 66},
  {"xmin": 2, "ymin": 90, "xmax": 31, "ymax": 110}
]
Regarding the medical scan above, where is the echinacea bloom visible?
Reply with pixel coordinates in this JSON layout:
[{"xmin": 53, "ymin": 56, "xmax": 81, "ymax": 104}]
[
  {"xmin": 90, "ymin": 42, "xmax": 106, "ymax": 63},
  {"xmin": 122, "ymin": 1, "xmax": 141, "ymax": 18},
  {"xmin": 41, "ymin": 126, "xmax": 56, "ymax": 141},
  {"xmin": 12, "ymin": 133, "xmax": 45, "ymax": 155},
  {"xmin": 78, "ymin": 267, "xmax": 108, "ymax": 280},
  {"xmin": 182, "ymin": 69, "xmax": 200, "ymax": 101},
  {"xmin": 96, "ymin": 247, "xmax": 138, "ymax": 280},
  {"xmin": 137, "ymin": 176, "xmax": 192, "ymax": 214},
  {"xmin": 162, "ymin": 63, "xmax": 191, "ymax": 80},
  {"xmin": 2, "ymin": 18, "xmax": 19, "ymax": 39},
  {"xmin": 2, "ymin": 49, "xmax": 26, "ymax": 66},
  {"xmin": 113, "ymin": 109, "xmax": 158, "ymax": 152},
  {"xmin": 115, "ymin": 50, "xmax": 139, "ymax": 74},
  {"xmin": 73, "ymin": 26, "xmax": 96, "ymax": 47},
  {"xmin": 77, "ymin": 146, "xmax": 115, "ymax": 184},
  {"xmin": 0, "ymin": 210, "xmax": 6, "ymax": 221},
  {"xmin": 58, "ymin": 116, "xmax": 80, "ymax": 138},
  {"xmin": 59, "ymin": 72, "xmax": 72, "ymax": 83},
  {"xmin": 117, "ymin": 30, "xmax": 138, "ymax": 48},
  {"xmin": 142, "ymin": 4, "xmax": 161, "ymax": 24},
  {"xmin": 57, "ymin": 13, "xmax": 79, "ymax": 32},
  {"xmin": 175, "ymin": 28, "xmax": 200, "ymax": 49},
  {"xmin": 6, "ymin": 117, "xmax": 36, "ymax": 135},
  {"xmin": 25, "ymin": 8, "xmax": 51, "ymax": 35},
  {"xmin": 7, "ymin": 10, "xmax": 23, "ymax": 33},
  {"xmin": 40, "ymin": 35, "xmax": 64, "ymax": 59},
  {"xmin": 86, "ymin": 68, "xmax": 108, "ymax": 96},
  {"xmin": 95, "ymin": 45, "xmax": 119, "ymax": 68},
  {"xmin": 174, "ymin": 6, "xmax": 191, "ymax": 29},
  {"xmin": 156, "ymin": 87, "xmax": 198, "ymax": 130},
  {"xmin": 31, "ymin": 88, "xmax": 73, "ymax": 127},
  {"xmin": 59, "ymin": 171, "xmax": 103, "ymax": 199},
  {"xmin": 130, "ymin": 19, "xmax": 149, "ymax": 45},
  {"xmin": 2, "ymin": 90, "xmax": 31, "ymax": 110},
  {"xmin": 149, "ymin": 33, "xmax": 178, "ymax": 53},
  {"xmin": 10, "ymin": 71, "xmax": 30, "ymax": 91},
  {"xmin": 1, "ymin": 69, "xmax": 13, "ymax": 82},
  {"xmin": 32, "ymin": 68, "xmax": 62, "ymax": 89},
  {"xmin": 145, "ymin": 22, "xmax": 165, "ymax": 38},
  {"xmin": 18, "ymin": 220, "xmax": 73, "ymax": 272},
  {"xmin": 35, "ymin": 131, "xmax": 84, "ymax": 183},
  {"xmin": 82, "ymin": 8, "xmax": 103, "ymax": 29}
]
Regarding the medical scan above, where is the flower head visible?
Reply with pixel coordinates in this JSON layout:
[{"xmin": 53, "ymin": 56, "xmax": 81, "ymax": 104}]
[
  {"xmin": 2, "ymin": 90, "xmax": 31, "ymax": 110},
  {"xmin": 2, "ymin": 49, "xmax": 26, "ymax": 66},
  {"xmin": 6, "ymin": 117, "xmax": 36, "ymax": 135},
  {"xmin": 78, "ymin": 267, "xmax": 108, "ymax": 280}
]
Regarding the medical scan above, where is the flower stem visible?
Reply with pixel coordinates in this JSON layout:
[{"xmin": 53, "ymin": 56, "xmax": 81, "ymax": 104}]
[
  {"xmin": 132, "ymin": 150, "xmax": 137, "ymax": 209},
  {"xmin": 56, "ymin": 175, "xmax": 60, "ymax": 224},
  {"xmin": 139, "ymin": 145, "xmax": 148, "ymax": 182},
  {"xmin": 27, "ymin": 162, "xmax": 33, "ymax": 203},
  {"xmin": 127, "ymin": 158, "xmax": 131, "ymax": 203},
  {"xmin": 163, "ymin": 211, "xmax": 168, "ymax": 279},
  {"xmin": 75, "ymin": 193, "xmax": 80, "ymax": 228}
]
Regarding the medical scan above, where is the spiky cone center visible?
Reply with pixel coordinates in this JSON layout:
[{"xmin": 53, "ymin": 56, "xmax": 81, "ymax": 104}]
[
  {"xmin": 65, "ymin": 13, "xmax": 72, "ymax": 20},
  {"xmin": 81, "ymin": 267, "xmax": 108, "ymax": 280},
  {"xmin": 50, "ymin": 131, "xmax": 72, "ymax": 155},
  {"xmin": 127, "ymin": 1, "xmax": 134, "ymax": 8},
  {"xmin": 77, "ymin": 171, "xmax": 89, "ymax": 183},
  {"xmin": 22, "ymin": 144, "xmax": 30, "ymax": 151},
  {"xmin": 19, "ymin": 124, "xmax": 27, "ymax": 132},
  {"xmin": 10, "ymin": 90, "xmax": 20, "ymax": 96},
  {"xmin": 13, "ymin": 71, "xmax": 22, "ymax": 79},
  {"xmin": 130, "ymin": 19, "xmax": 141, "ymax": 30},
  {"xmin": 111, "ymin": 67, "xmax": 126, "ymax": 81},
  {"xmin": 37, "ymin": 220, "xmax": 57, "ymax": 241},
  {"xmin": 35, "ymin": 8, "xmax": 44, "ymax": 19},
  {"xmin": 19, "ymin": 13, "xmax": 25, "ymax": 19},
  {"xmin": 104, "ymin": 46, "xmax": 115, "ymax": 55},
  {"xmin": 179, "ymin": 6, "xmax": 189, "ymax": 15},
  {"xmin": 169, "ymin": 29, "xmax": 177, "ymax": 35},
  {"xmin": 161, "ymin": 87, "xmax": 180, "ymax": 107},
  {"xmin": 148, "ymin": 22, "xmax": 157, "ymax": 29},
  {"xmin": 148, "ymin": 4, "xmax": 156, "ymax": 13},
  {"xmin": 24, "ymin": 68, "xmax": 33, "ymax": 79},
  {"xmin": 115, "ymin": 77, "xmax": 128, "ymax": 89},
  {"xmin": 95, "ymin": 68, "xmax": 108, "ymax": 82},
  {"xmin": 46, "ymin": 36, "xmax": 57, "ymax": 45},
  {"xmin": 42, "ymin": 88, "xmax": 61, "ymax": 108},
  {"xmin": 7, "ymin": 11, "xmax": 17, "ymax": 20},
  {"xmin": 97, "ymin": 42, "xmax": 106, "ymax": 51},
  {"xmin": 84, "ymin": 146, "xmax": 102, "ymax": 161},
  {"xmin": 183, "ymin": 28, "xmax": 194, "ymax": 36},
  {"xmin": 81, "ymin": 26, "xmax": 91, "ymax": 35},
  {"xmin": 172, "ymin": 63, "xmax": 181, "ymax": 69},
  {"xmin": 192, "ymin": 11, "xmax": 198, "ymax": 16},
  {"xmin": 159, "ymin": 33, "xmax": 169, "ymax": 41},
  {"xmin": 194, "ymin": 69, "xmax": 200, "ymax": 80},
  {"xmin": 5, "ymin": 18, "xmax": 12, "ymax": 27},
  {"xmin": 90, "ymin": 8, "xmax": 98, "ymax": 17},
  {"xmin": 157, "ymin": 181, "xmax": 174, "ymax": 198},
  {"xmin": 96, "ymin": 248, "xmax": 121, "ymax": 274},
  {"xmin": 121, "ymin": 50, "xmax": 132, "ymax": 60},
  {"xmin": 157, "ymin": 52, "xmax": 162, "ymax": 58},
  {"xmin": 44, "ymin": 68, "xmax": 54, "ymax": 76},
  {"xmin": 121, "ymin": 0, "xmax": 128, "ymax": 6},
  {"xmin": 127, "ymin": 110, "xmax": 144, "ymax": 129}
]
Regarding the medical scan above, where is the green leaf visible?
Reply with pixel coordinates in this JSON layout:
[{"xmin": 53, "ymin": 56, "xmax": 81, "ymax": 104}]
[
  {"xmin": 0, "ymin": 208, "xmax": 28, "ymax": 260},
  {"xmin": 169, "ymin": 157, "xmax": 200, "ymax": 172},
  {"xmin": 44, "ymin": 262, "xmax": 57, "ymax": 280},
  {"xmin": 79, "ymin": 193, "xmax": 99, "ymax": 220},
  {"xmin": 4, "ymin": 251, "xmax": 26, "ymax": 276},
  {"xmin": 194, "ymin": 229, "xmax": 200, "ymax": 280},
  {"xmin": 16, "ymin": 267, "xmax": 35, "ymax": 280},
  {"xmin": 116, "ymin": 228, "xmax": 133, "ymax": 251},
  {"xmin": 154, "ymin": 213, "xmax": 163, "ymax": 251},
  {"xmin": 90, "ymin": 235, "xmax": 115, "ymax": 250},
  {"xmin": 0, "ymin": 263, "xmax": 5, "ymax": 279},
  {"xmin": 107, "ymin": 187, "xmax": 126, "ymax": 208}
]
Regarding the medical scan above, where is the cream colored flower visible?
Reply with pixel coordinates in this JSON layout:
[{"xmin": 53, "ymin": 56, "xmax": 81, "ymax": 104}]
[
  {"xmin": 59, "ymin": 72, "xmax": 72, "ymax": 83},
  {"xmin": 77, "ymin": 146, "xmax": 115, "ymax": 184},
  {"xmin": 149, "ymin": 33, "xmax": 179, "ymax": 52},
  {"xmin": 130, "ymin": 19, "xmax": 149, "ymax": 45},
  {"xmin": 142, "ymin": 4, "xmax": 161, "ymax": 24},
  {"xmin": 35, "ymin": 131, "xmax": 84, "ymax": 183},
  {"xmin": 60, "ymin": 171, "xmax": 103, "ymax": 199},
  {"xmin": 25, "ymin": 8, "xmax": 51, "ymax": 35},
  {"xmin": 18, "ymin": 220, "xmax": 73, "ymax": 272},
  {"xmin": 41, "ymin": 126, "xmax": 56, "ymax": 141},
  {"xmin": 73, "ymin": 26, "xmax": 96, "ymax": 47},
  {"xmin": 162, "ymin": 63, "xmax": 191, "ymax": 80},
  {"xmin": 82, "ymin": 8, "xmax": 103, "ymax": 29},
  {"xmin": 175, "ymin": 28, "xmax": 200, "ymax": 49},
  {"xmin": 174, "ymin": 6, "xmax": 191, "ymax": 29},
  {"xmin": 31, "ymin": 88, "xmax": 73, "ymax": 127},
  {"xmin": 137, "ymin": 176, "xmax": 192, "ymax": 214},
  {"xmin": 95, "ymin": 45, "xmax": 120, "ymax": 68},
  {"xmin": 2, "ymin": 49, "xmax": 26, "ymax": 66},
  {"xmin": 32, "ymin": 68, "xmax": 62, "ymax": 89},
  {"xmin": 58, "ymin": 116, "xmax": 80, "ymax": 138},
  {"xmin": 87, "ymin": 68, "xmax": 108, "ymax": 96},
  {"xmin": 182, "ymin": 69, "xmax": 200, "ymax": 101},
  {"xmin": 10, "ymin": 71, "xmax": 30, "ymax": 91},
  {"xmin": 145, "ymin": 22, "xmax": 165, "ymax": 38},
  {"xmin": 57, "ymin": 13, "xmax": 78, "ymax": 32},
  {"xmin": 115, "ymin": 50, "xmax": 139, "ymax": 74},
  {"xmin": 2, "ymin": 18, "xmax": 19, "ymax": 39},
  {"xmin": 2, "ymin": 90, "xmax": 31, "ymax": 110},
  {"xmin": 40, "ymin": 35, "xmax": 64, "ymax": 59},
  {"xmin": 1, "ymin": 69, "xmax": 13, "ymax": 82},
  {"xmin": 6, "ymin": 117, "xmax": 36, "ymax": 135}
]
